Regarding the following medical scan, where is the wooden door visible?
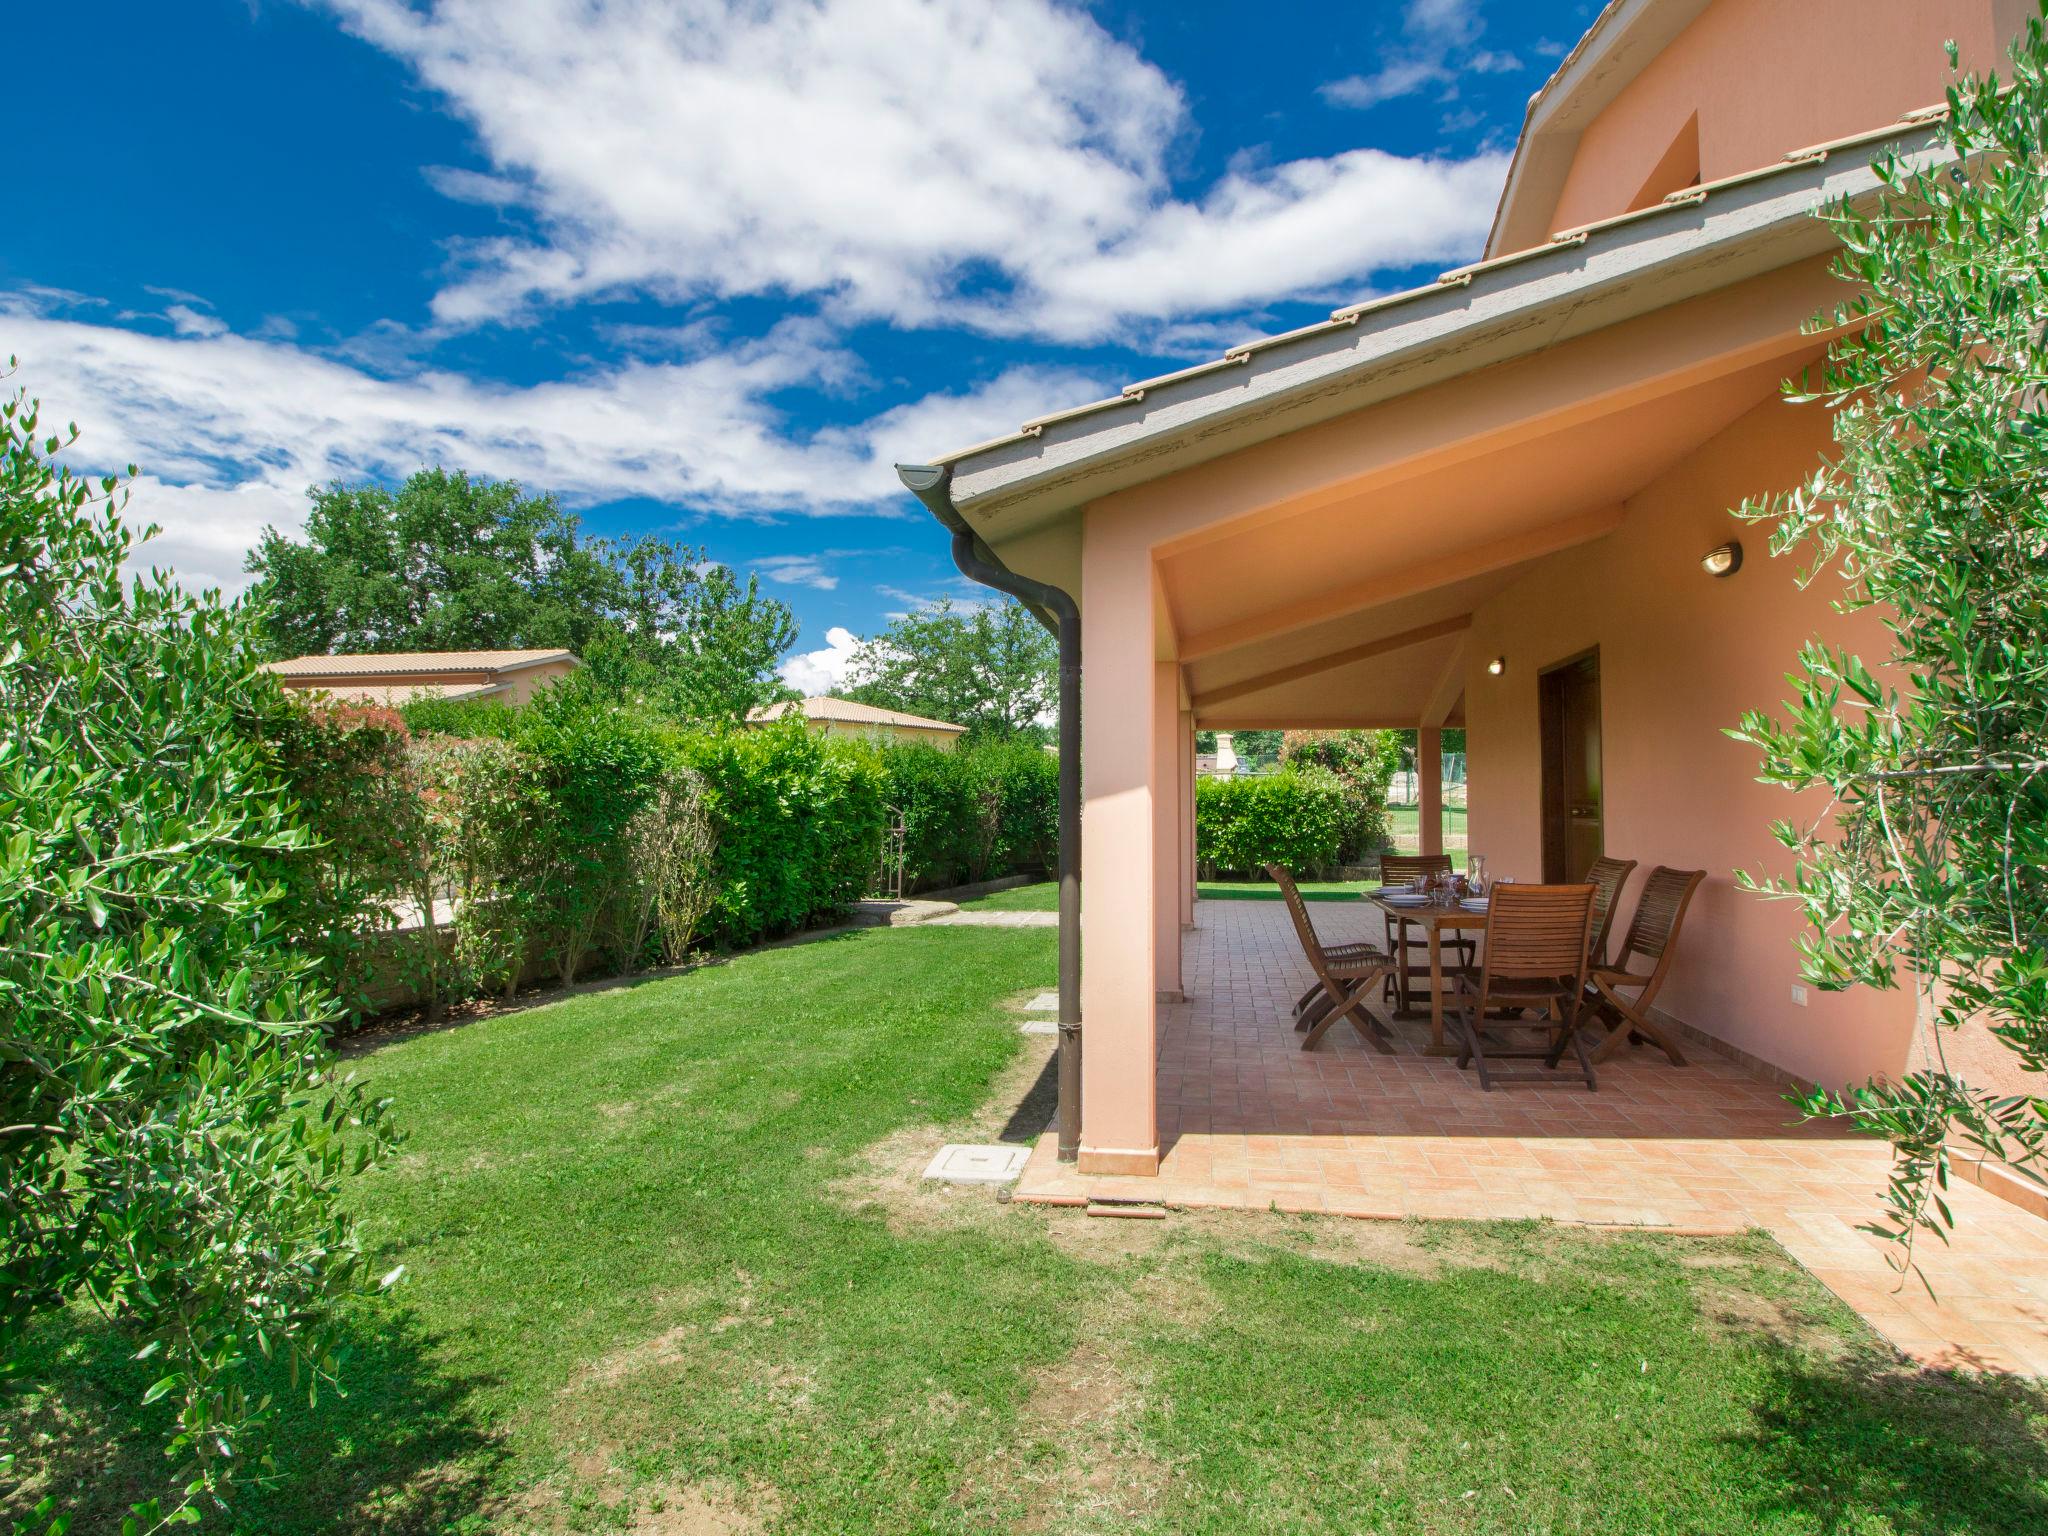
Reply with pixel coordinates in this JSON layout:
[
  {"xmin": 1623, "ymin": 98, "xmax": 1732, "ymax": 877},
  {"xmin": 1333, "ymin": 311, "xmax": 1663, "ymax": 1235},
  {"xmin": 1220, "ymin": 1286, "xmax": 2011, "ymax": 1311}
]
[{"xmin": 1540, "ymin": 651, "xmax": 1603, "ymax": 884}]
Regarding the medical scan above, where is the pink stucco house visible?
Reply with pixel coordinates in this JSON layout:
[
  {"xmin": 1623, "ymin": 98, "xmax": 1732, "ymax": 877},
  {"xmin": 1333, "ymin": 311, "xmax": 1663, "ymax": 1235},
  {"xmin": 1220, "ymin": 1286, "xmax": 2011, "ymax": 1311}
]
[{"xmin": 900, "ymin": 0, "xmax": 2032, "ymax": 1193}]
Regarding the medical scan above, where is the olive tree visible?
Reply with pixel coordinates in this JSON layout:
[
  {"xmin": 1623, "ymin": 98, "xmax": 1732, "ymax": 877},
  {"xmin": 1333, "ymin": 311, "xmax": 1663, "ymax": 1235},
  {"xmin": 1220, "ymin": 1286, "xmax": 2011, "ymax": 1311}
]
[
  {"xmin": 0, "ymin": 384, "xmax": 399, "ymax": 1530},
  {"xmin": 1732, "ymin": 23, "xmax": 2048, "ymax": 1270}
]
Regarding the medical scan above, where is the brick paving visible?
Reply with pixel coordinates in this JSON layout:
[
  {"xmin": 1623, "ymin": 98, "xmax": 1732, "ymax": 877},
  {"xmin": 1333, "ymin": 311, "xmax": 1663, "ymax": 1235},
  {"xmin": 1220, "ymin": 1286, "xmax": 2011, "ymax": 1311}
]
[{"xmin": 1014, "ymin": 898, "xmax": 2048, "ymax": 1374}]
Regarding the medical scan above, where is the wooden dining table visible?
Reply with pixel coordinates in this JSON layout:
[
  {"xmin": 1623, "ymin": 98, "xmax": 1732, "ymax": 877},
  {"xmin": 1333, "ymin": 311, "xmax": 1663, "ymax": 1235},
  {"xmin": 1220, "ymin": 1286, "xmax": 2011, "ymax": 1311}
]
[{"xmin": 1365, "ymin": 893, "xmax": 1490, "ymax": 1056}]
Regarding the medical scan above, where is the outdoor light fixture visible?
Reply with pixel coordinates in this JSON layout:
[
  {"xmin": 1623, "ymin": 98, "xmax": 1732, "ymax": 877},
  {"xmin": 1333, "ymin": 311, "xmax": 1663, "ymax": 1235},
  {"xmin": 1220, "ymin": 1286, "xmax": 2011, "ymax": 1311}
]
[
  {"xmin": 1486, "ymin": 655, "xmax": 1506, "ymax": 676},
  {"xmin": 1701, "ymin": 540, "xmax": 1743, "ymax": 578}
]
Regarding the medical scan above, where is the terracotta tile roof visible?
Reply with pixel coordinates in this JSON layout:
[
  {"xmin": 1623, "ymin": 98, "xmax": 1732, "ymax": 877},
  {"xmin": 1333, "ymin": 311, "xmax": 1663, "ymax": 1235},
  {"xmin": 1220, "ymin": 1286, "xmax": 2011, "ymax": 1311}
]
[
  {"xmin": 262, "ymin": 648, "xmax": 577, "ymax": 677},
  {"xmin": 749, "ymin": 696, "xmax": 967, "ymax": 733}
]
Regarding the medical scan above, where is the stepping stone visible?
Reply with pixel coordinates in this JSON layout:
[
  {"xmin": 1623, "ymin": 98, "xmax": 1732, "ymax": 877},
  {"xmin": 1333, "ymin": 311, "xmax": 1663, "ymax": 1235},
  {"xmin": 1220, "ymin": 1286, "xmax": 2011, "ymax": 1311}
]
[
  {"xmin": 922, "ymin": 1143, "xmax": 1030, "ymax": 1184},
  {"xmin": 1023, "ymin": 991, "xmax": 1059, "ymax": 1012},
  {"xmin": 1019, "ymin": 1019, "xmax": 1058, "ymax": 1036}
]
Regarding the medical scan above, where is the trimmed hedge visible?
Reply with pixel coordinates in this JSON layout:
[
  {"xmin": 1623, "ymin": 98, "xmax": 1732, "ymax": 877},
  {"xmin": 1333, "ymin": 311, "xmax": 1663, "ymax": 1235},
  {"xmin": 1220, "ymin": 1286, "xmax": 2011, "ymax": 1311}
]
[
  {"xmin": 877, "ymin": 739, "xmax": 1058, "ymax": 893},
  {"xmin": 1195, "ymin": 767, "xmax": 1347, "ymax": 878},
  {"xmin": 670, "ymin": 722, "xmax": 887, "ymax": 947},
  {"xmin": 1280, "ymin": 729, "xmax": 1399, "ymax": 862},
  {"xmin": 273, "ymin": 694, "xmax": 1064, "ymax": 1019}
]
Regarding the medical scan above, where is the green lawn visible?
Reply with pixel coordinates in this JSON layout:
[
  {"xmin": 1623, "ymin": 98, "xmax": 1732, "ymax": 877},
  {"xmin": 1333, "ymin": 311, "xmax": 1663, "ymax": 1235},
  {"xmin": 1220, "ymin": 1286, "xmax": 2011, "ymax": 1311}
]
[
  {"xmin": 1387, "ymin": 802, "xmax": 1469, "ymax": 870},
  {"xmin": 1199, "ymin": 877, "xmax": 1374, "ymax": 902},
  {"xmin": 10, "ymin": 921, "xmax": 2048, "ymax": 1534},
  {"xmin": 955, "ymin": 879, "xmax": 1060, "ymax": 911}
]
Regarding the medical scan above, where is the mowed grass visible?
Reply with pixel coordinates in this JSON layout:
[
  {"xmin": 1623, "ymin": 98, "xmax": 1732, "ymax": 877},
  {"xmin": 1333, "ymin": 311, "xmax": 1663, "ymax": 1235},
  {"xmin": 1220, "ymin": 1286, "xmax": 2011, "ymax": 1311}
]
[
  {"xmin": 9, "ymin": 921, "xmax": 2048, "ymax": 1534},
  {"xmin": 955, "ymin": 880, "xmax": 1060, "ymax": 911}
]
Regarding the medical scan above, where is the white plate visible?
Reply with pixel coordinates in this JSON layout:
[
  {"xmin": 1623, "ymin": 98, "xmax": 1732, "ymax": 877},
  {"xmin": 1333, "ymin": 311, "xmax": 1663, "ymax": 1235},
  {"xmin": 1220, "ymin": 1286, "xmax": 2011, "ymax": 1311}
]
[
  {"xmin": 1459, "ymin": 898, "xmax": 1490, "ymax": 911},
  {"xmin": 1380, "ymin": 893, "xmax": 1430, "ymax": 907}
]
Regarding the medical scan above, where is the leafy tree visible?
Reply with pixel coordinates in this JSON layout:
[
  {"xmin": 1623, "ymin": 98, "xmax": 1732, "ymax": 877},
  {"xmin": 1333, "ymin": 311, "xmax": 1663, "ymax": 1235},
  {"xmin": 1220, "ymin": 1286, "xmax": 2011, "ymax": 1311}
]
[
  {"xmin": 247, "ymin": 470, "xmax": 797, "ymax": 724},
  {"xmin": 844, "ymin": 597, "xmax": 1055, "ymax": 741},
  {"xmin": 0, "ymin": 385, "xmax": 399, "ymax": 1527},
  {"xmin": 1282, "ymin": 730, "xmax": 1401, "ymax": 860},
  {"xmin": 1731, "ymin": 22, "xmax": 2048, "ymax": 1266}
]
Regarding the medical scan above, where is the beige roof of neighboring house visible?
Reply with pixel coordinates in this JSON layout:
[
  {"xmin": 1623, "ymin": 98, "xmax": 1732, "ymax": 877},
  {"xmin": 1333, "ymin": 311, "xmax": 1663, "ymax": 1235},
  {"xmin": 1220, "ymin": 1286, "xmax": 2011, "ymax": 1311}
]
[
  {"xmin": 305, "ymin": 680, "xmax": 510, "ymax": 707},
  {"xmin": 749, "ymin": 696, "xmax": 968, "ymax": 734},
  {"xmin": 263, "ymin": 648, "xmax": 578, "ymax": 678}
]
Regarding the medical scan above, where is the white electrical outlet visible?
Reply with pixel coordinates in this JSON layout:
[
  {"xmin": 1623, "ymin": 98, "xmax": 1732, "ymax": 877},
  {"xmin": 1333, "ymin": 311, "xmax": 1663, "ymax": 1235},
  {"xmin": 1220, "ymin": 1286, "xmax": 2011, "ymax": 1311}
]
[{"xmin": 1790, "ymin": 984, "xmax": 1809, "ymax": 1007}]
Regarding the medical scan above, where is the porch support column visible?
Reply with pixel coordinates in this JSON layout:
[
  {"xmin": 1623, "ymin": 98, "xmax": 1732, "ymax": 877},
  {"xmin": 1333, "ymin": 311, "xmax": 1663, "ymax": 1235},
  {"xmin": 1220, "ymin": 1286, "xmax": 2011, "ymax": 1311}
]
[
  {"xmin": 1153, "ymin": 665, "xmax": 1185, "ymax": 1002},
  {"xmin": 1078, "ymin": 527, "xmax": 1161, "ymax": 1176},
  {"xmin": 1178, "ymin": 711, "xmax": 1197, "ymax": 930},
  {"xmin": 1418, "ymin": 726, "xmax": 1444, "ymax": 858}
]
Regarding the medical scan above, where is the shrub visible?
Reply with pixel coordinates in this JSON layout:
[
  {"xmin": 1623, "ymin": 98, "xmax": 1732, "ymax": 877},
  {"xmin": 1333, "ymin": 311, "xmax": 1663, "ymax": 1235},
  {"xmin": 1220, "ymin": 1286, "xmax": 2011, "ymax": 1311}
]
[
  {"xmin": 673, "ymin": 721, "xmax": 888, "ymax": 947},
  {"xmin": 1730, "ymin": 21, "xmax": 2048, "ymax": 1260},
  {"xmin": 878, "ymin": 741, "xmax": 985, "ymax": 890},
  {"xmin": 1195, "ymin": 767, "xmax": 1347, "ymax": 877},
  {"xmin": 969, "ymin": 738, "xmax": 1059, "ymax": 876},
  {"xmin": 613, "ymin": 766, "xmax": 718, "ymax": 969},
  {"xmin": 517, "ymin": 708, "xmax": 668, "ymax": 984},
  {"xmin": 433, "ymin": 735, "xmax": 555, "ymax": 998},
  {"xmin": 872, "ymin": 739, "xmax": 1061, "ymax": 892},
  {"xmin": 266, "ymin": 698, "xmax": 437, "ymax": 1018},
  {"xmin": 0, "ymin": 392, "xmax": 397, "ymax": 1525},
  {"xmin": 1281, "ymin": 729, "xmax": 1399, "ymax": 862}
]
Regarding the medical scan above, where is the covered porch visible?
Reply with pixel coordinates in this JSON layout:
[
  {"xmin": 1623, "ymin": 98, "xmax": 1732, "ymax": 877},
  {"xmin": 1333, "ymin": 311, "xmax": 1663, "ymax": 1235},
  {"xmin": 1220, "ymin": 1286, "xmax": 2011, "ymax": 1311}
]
[
  {"xmin": 905, "ymin": 110, "xmax": 2048, "ymax": 1368},
  {"xmin": 1014, "ymin": 898, "xmax": 2048, "ymax": 1374}
]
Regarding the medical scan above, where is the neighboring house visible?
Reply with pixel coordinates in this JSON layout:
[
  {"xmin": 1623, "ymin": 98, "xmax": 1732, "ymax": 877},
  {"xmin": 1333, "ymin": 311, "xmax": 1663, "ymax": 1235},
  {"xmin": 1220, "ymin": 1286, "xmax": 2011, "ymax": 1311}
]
[
  {"xmin": 263, "ymin": 648, "xmax": 581, "ymax": 708},
  {"xmin": 748, "ymin": 695, "xmax": 968, "ymax": 749},
  {"xmin": 1194, "ymin": 731, "xmax": 1238, "ymax": 779},
  {"xmin": 903, "ymin": 0, "xmax": 2030, "ymax": 1176}
]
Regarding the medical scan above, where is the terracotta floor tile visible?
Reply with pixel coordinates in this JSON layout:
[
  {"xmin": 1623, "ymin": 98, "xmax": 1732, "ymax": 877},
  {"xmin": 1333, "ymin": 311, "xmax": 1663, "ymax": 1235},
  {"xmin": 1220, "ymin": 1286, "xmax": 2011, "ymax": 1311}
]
[{"xmin": 1013, "ymin": 899, "xmax": 2048, "ymax": 1375}]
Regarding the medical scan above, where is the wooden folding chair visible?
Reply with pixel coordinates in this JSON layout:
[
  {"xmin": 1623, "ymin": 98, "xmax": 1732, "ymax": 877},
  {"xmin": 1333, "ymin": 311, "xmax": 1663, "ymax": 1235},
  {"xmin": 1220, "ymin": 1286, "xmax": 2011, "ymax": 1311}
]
[
  {"xmin": 1452, "ymin": 882, "xmax": 1598, "ymax": 1090},
  {"xmin": 1377, "ymin": 852, "xmax": 1472, "ymax": 1010},
  {"xmin": 1267, "ymin": 865, "xmax": 1397, "ymax": 1054},
  {"xmin": 1583, "ymin": 855, "xmax": 1638, "ymax": 968},
  {"xmin": 1585, "ymin": 866, "xmax": 1705, "ymax": 1065}
]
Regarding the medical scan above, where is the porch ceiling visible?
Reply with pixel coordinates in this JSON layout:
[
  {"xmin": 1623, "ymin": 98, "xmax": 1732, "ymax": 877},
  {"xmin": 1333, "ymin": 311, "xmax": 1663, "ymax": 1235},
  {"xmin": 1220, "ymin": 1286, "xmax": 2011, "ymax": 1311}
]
[{"xmin": 1172, "ymin": 341, "xmax": 1820, "ymax": 729}]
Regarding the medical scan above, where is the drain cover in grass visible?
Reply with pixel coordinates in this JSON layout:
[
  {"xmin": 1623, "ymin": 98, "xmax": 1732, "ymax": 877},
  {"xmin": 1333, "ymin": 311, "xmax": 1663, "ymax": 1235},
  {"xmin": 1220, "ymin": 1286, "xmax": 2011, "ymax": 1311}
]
[{"xmin": 923, "ymin": 1143, "xmax": 1030, "ymax": 1184}]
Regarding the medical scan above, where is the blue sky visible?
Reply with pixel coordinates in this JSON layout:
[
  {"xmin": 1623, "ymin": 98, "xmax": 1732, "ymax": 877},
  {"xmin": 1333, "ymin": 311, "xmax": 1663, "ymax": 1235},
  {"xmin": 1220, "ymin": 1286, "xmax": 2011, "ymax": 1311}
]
[{"xmin": 4, "ymin": 0, "xmax": 1594, "ymax": 690}]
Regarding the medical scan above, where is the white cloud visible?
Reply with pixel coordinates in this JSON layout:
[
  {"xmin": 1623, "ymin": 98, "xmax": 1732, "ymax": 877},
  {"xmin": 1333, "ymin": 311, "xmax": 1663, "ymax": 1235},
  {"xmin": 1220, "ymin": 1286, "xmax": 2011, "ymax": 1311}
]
[
  {"xmin": 165, "ymin": 304, "xmax": 228, "ymax": 338},
  {"xmin": 755, "ymin": 554, "xmax": 838, "ymax": 591},
  {"xmin": 1, "ymin": 302, "xmax": 1078, "ymax": 592},
  {"xmin": 1321, "ymin": 0, "xmax": 1523, "ymax": 114},
  {"xmin": 1003, "ymin": 149, "xmax": 1507, "ymax": 337},
  {"xmin": 120, "ymin": 476, "xmax": 308, "ymax": 595},
  {"xmin": 1320, "ymin": 60, "xmax": 1450, "ymax": 111},
  {"xmin": 778, "ymin": 624, "xmax": 862, "ymax": 694},
  {"xmin": 846, "ymin": 365, "xmax": 1106, "ymax": 466},
  {"xmin": 311, "ymin": 0, "xmax": 1503, "ymax": 342}
]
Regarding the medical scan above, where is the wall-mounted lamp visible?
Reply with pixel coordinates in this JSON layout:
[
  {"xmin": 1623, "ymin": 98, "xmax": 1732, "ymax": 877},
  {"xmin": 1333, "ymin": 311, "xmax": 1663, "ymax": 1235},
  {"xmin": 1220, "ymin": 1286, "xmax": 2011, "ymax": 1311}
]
[
  {"xmin": 1701, "ymin": 540, "xmax": 1743, "ymax": 578},
  {"xmin": 1486, "ymin": 655, "xmax": 1506, "ymax": 676}
]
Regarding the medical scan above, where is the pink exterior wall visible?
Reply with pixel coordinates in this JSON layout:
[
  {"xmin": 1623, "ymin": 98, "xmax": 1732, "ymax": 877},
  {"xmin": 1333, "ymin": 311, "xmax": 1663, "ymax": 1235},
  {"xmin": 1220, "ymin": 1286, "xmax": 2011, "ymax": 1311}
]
[
  {"xmin": 1463, "ymin": 391, "xmax": 1915, "ymax": 1091},
  {"xmin": 1547, "ymin": 0, "xmax": 2022, "ymax": 236}
]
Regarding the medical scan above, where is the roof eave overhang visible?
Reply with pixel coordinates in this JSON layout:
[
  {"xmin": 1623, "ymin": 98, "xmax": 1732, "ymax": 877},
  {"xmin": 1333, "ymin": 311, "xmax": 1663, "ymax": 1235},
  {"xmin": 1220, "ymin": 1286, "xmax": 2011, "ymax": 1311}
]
[{"xmin": 934, "ymin": 119, "xmax": 1940, "ymax": 542}]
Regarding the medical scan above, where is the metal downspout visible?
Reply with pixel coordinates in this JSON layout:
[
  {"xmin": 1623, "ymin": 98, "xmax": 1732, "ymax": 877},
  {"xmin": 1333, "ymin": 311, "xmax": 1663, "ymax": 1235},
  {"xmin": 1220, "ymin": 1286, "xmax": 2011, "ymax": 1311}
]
[{"xmin": 896, "ymin": 463, "xmax": 1082, "ymax": 1163}]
